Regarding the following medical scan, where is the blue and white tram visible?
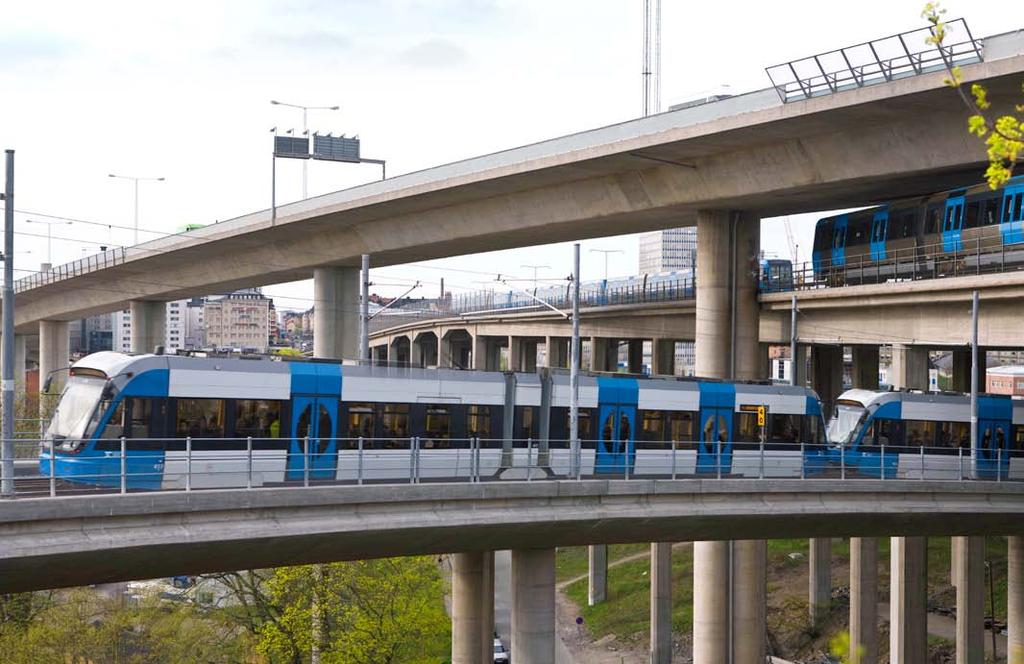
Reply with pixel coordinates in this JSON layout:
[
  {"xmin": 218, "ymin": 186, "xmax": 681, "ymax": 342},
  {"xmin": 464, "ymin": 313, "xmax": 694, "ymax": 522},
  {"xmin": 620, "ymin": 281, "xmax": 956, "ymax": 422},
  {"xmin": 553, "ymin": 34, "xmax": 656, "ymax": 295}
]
[
  {"xmin": 827, "ymin": 389, "xmax": 1024, "ymax": 480},
  {"xmin": 39, "ymin": 352, "xmax": 827, "ymax": 489}
]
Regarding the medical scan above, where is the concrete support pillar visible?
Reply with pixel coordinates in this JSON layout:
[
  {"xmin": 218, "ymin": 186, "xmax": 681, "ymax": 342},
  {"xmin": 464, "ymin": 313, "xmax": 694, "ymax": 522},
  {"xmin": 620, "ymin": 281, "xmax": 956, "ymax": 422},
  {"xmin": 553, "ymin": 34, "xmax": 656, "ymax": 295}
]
[
  {"xmin": 522, "ymin": 340, "xmax": 538, "ymax": 372},
  {"xmin": 652, "ymin": 339, "xmax": 676, "ymax": 376},
  {"xmin": 792, "ymin": 344, "xmax": 808, "ymax": 387},
  {"xmin": 732, "ymin": 540, "xmax": 767, "ymax": 664},
  {"xmin": 480, "ymin": 552, "xmax": 495, "ymax": 664},
  {"xmin": 451, "ymin": 552, "xmax": 486, "ymax": 664},
  {"xmin": 372, "ymin": 344, "xmax": 388, "ymax": 367},
  {"xmin": 1010, "ymin": 536, "xmax": 1024, "ymax": 664},
  {"xmin": 757, "ymin": 343, "xmax": 770, "ymax": 381},
  {"xmin": 694, "ymin": 210, "xmax": 760, "ymax": 379},
  {"xmin": 510, "ymin": 548, "xmax": 555, "ymax": 664},
  {"xmin": 627, "ymin": 339, "xmax": 643, "ymax": 374},
  {"xmin": 313, "ymin": 266, "xmax": 359, "ymax": 360},
  {"xmin": 129, "ymin": 300, "xmax": 166, "ymax": 354},
  {"xmin": 410, "ymin": 336, "xmax": 423, "ymax": 368},
  {"xmin": 439, "ymin": 333, "xmax": 453, "ymax": 369},
  {"xmin": 650, "ymin": 542, "xmax": 672, "ymax": 664},
  {"xmin": 952, "ymin": 348, "xmax": 986, "ymax": 393},
  {"xmin": 546, "ymin": 336, "xmax": 568, "ymax": 368},
  {"xmin": 811, "ymin": 346, "xmax": 844, "ymax": 418},
  {"xmin": 809, "ymin": 537, "xmax": 832, "ymax": 624},
  {"xmin": 852, "ymin": 345, "xmax": 880, "ymax": 390},
  {"xmin": 38, "ymin": 320, "xmax": 70, "ymax": 396},
  {"xmin": 850, "ymin": 537, "xmax": 878, "ymax": 664},
  {"xmin": 693, "ymin": 541, "xmax": 729, "ymax": 664},
  {"xmin": 2, "ymin": 334, "xmax": 27, "ymax": 387},
  {"xmin": 955, "ymin": 536, "xmax": 985, "ymax": 664},
  {"xmin": 590, "ymin": 337, "xmax": 611, "ymax": 372},
  {"xmin": 890, "ymin": 536, "xmax": 928, "ymax": 664},
  {"xmin": 508, "ymin": 337, "xmax": 523, "ymax": 372},
  {"xmin": 588, "ymin": 544, "xmax": 607, "ymax": 605},
  {"xmin": 472, "ymin": 334, "xmax": 486, "ymax": 371},
  {"xmin": 890, "ymin": 344, "xmax": 929, "ymax": 390}
]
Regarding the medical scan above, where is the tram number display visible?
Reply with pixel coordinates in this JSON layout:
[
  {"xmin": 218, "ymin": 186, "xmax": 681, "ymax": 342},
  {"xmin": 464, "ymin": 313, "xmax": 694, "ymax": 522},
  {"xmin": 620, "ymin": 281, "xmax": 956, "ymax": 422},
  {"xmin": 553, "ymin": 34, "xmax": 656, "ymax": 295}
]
[{"xmin": 739, "ymin": 404, "xmax": 766, "ymax": 427}]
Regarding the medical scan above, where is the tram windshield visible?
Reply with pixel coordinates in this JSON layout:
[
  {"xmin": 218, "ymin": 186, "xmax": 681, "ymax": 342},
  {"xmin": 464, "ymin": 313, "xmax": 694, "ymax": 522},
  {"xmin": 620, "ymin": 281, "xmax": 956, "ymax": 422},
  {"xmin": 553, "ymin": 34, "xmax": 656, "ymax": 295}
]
[
  {"xmin": 827, "ymin": 403, "xmax": 866, "ymax": 446},
  {"xmin": 45, "ymin": 376, "xmax": 105, "ymax": 440}
]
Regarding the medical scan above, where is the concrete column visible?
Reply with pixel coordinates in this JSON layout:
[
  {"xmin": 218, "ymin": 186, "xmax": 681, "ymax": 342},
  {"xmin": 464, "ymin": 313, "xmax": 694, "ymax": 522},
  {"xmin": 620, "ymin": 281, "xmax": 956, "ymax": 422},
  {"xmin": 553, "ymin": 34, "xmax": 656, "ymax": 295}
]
[
  {"xmin": 129, "ymin": 300, "xmax": 166, "ymax": 354},
  {"xmin": 590, "ymin": 337, "xmax": 611, "ymax": 372},
  {"xmin": 521, "ymin": 340, "xmax": 538, "ymax": 372},
  {"xmin": 472, "ymin": 334, "xmax": 486, "ymax": 371},
  {"xmin": 510, "ymin": 548, "xmax": 555, "ymax": 664},
  {"xmin": 693, "ymin": 541, "xmax": 729, "ymax": 664},
  {"xmin": 852, "ymin": 346, "xmax": 880, "ymax": 390},
  {"xmin": 480, "ymin": 552, "xmax": 495, "ymax": 664},
  {"xmin": 890, "ymin": 536, "xmax": 928, "ymax": 664},
  {"xmin": 627, "ymin": 339, "xmax": 643, "ymax": 374},
  {"xmin": 1010, "ymin": 536, "xmax": 1024, "ymax": 664},
  {"xmin": 952, "ymin": 349, "xmax": 987, "ymax": 393},
  {"xmin": 546, "ymin": 336, "xmax": 568, "ymax": 368},
  {"xmin": 809, "ymin": 537, "xmax": 832, "ymax": 624},
  {"xmin": 732, "ymin": 214, "xmax": 761, "ymax": 381},
  {"xmin": 850, "ymin": 537, "xmax": 878, "ymax": 664},
  {"xmin": 410, "ymin": 336, "xmax": 423, "ymax": 368},
  {"xmin": 732, "ymin": 540, "xmax": 767, "ymax": 664},
  {"xmin": 652, "ymin": 339, "xmax": 675, "ymax": 376},
  {"xmin": 955, "ymin": 536, "xmax": 985, "ymax": 664},
  {"xmin": 650, "ymin": 542, "xmax": 672, "ymax": 664},
  {"xmin": 38, "ymin": 320, "xmax": 70, "ymax": 396},
  {"xmin": 313, "ymin": 266, "xmax": 359, "ymax": 360},
  {"xmin": 890, "ymin": 344, "xmax": 929, "ymax": 390},
  {"xmin": 451, "ymin": 552, "xmax": 486, "ymax": 664},
  {"xmin": 811, "ymin": 345, "xmax": 844, "ymax": 418},
  {"xmin": 792, "ymin": 344, "xmax": 808, "ymax": 387},
  {"xmin": 439, "ymin": 333, "xmax": 453, "ymax": 369},
  {"xmin": 757, "ymin": 343, "xmax": 770, "ymax": 381},
  {"xmin": 2, "ymin": 334, "xmax": 27, "ymax": 387},
  {"xmin": 588, "ymin": 544, "xmax": 607, "ymax": 605},
  {"xmin": 508, "ymin": 336, "xmax": 523, "ymax": 372}
]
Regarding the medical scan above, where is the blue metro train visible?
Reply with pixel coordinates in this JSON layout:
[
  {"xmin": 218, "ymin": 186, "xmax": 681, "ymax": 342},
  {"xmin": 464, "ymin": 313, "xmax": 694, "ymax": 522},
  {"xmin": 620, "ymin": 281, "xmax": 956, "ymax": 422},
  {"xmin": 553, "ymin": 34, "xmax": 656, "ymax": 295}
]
[{"xmin": 40, "ymin": 351, "xmax": 826, "ymax": 489}]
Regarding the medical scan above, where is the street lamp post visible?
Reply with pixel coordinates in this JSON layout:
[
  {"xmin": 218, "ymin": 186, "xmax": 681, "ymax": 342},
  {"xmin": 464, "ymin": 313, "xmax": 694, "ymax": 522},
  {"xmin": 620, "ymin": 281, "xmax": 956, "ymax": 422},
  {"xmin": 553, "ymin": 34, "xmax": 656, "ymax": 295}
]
[
  {"xmin": 270, "ymin": 100, "xmax": 339, "ymax": 199},
  {"xmin": 589, "ymin": 248, "xmax": 624, "ymax": 282},
  {"xmin": 25, "ymin": 219, "xmax": 72, "ymax": 265},
  {"xmin": 520, "ymin": 264, "xmax": 550, "ymax": 293},
  {"xmin": 107, "ymin": 174, "xmax": 165, "ymax": 245}
]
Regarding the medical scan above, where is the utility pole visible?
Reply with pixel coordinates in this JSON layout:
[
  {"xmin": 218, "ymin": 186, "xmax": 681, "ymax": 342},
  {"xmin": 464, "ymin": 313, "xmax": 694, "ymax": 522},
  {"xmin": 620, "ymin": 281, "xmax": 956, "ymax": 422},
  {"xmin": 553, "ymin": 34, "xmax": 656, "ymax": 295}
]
[
  {"xmin": 569, "ymin": 243, "xmax": 581, "ymax": 478},
  {"xmin": 790, "ymin": 293, "xmax": 798, "ymax": 386},
  {"xmin": 970, "ymin": 290, "xmax": 979, "ymax": 463},
  {"xmin": 2, "ymin": 150, "xmax": 15, "ymax": 496},
  {"xmin": 359, "ymin": 254, "xmax": 370, "ymax": 364}
]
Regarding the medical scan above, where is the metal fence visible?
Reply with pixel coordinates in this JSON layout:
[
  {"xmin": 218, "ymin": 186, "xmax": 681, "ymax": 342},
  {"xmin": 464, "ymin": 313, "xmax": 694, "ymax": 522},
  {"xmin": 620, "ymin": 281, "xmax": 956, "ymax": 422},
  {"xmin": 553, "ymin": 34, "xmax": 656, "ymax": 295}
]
[
  {"xmin": 14, "ymin": 246, "xmax": 129, "ymax": 293},
  {"xmin": 3, "ymin": 437, "xmax": 1020, "ymax": 499}
]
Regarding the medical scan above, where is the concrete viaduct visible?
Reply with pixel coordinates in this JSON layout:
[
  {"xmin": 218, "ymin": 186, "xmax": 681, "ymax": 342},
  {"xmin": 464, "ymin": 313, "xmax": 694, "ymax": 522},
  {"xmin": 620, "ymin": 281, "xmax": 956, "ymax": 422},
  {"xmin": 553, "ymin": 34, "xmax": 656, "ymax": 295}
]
[{"xmin": 2, "ymin": 26, "xmax": 1024, "ymax": 664}]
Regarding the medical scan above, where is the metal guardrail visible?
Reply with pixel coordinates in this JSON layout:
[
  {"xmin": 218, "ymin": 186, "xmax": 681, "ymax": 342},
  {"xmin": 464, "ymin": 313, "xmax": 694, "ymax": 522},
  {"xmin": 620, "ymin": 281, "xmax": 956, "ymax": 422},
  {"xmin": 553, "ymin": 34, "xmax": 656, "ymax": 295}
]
[
  {"xmin": 765, "ymin": 19, "xmax": 982, "ymax": 103},
  {"xmin": 14, "ymin": 246, "xmax": 129, "ymax": 293},
  {"xmin": 3, "ymin": 437, "xmax": 1020, "ymax": 499}
]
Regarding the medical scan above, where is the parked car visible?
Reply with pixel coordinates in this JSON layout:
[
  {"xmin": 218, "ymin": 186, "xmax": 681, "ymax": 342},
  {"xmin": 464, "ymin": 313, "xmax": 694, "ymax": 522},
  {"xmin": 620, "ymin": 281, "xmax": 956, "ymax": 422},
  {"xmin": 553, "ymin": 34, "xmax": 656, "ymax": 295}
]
[{"xmin": 493, "ymin": 637, "xmax": 509, "ymax": 663}]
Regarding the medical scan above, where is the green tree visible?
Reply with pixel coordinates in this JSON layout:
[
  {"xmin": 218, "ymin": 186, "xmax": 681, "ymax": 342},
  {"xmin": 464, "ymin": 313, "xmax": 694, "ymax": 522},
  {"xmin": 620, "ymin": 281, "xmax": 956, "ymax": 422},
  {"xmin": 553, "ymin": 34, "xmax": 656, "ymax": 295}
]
[{"xmin": 923, "ymin": 2, "xmax": 1023, "ymax": 188}]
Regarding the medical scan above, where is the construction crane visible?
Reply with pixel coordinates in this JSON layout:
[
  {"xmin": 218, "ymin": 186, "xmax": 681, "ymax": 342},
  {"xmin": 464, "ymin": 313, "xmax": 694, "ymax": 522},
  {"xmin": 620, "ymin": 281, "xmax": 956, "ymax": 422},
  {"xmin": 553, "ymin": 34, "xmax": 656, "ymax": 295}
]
[{"xmin": 783, "ymin": 216, "xmax": 801, "ymax": 283}]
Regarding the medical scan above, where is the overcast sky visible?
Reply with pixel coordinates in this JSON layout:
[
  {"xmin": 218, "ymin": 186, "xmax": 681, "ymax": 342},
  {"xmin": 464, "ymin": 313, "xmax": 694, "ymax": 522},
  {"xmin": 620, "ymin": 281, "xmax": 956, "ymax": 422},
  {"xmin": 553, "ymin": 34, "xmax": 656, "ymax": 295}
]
[{"xmin": 0, "ymin": 0, "xmax": 1011, "ymax": 311}]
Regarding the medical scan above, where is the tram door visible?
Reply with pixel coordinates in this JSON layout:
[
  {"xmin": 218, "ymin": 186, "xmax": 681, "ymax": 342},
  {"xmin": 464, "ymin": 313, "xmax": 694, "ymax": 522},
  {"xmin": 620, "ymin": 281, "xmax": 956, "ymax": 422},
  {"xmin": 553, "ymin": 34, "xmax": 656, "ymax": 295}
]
[
  {"xmin": 287, "ymin": 396, "xmax": 339, "ymax": 481},
  {"xmin": 697, "ymin": 407, "xmax": 733, "ymax": 475},
  {"xmin": 595, "ymin": 404, "xmax": 636, "ymax": 475},
  {"xmin": 975, "ymin": 416, "xmax": 1011, "ymax": 480}
]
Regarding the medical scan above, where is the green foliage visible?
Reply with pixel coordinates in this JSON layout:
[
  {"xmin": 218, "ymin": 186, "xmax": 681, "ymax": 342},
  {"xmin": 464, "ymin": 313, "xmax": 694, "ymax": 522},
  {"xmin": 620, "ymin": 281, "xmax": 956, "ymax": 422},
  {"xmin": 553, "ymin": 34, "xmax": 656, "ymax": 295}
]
[
  {"xmin": 923, "ymin": 3, "xmax": 1023, "ymax": 188},
  {"xmin": 829, "ymin": 631, "xmax": 865, "ymax": 664}
]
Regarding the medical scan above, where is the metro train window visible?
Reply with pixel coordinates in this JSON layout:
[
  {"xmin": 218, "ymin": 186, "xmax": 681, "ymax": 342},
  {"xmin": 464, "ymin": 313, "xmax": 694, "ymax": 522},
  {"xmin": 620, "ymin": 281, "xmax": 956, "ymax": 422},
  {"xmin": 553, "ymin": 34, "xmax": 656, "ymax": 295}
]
[
  {"xmin": 517, "ymin": 406, "xmax": 538, "ymax": 440},
  {"xmin": 563, "ymin": 409, "xmax": 593, "ymax": 441},
  {"xmin": 937, "ymin": 421, "xmax": 970, "ymax": 448},
  {"xmin": 467, "ymin": 405, "xmax": 490, "ymax": 438},
  {"xmin": 235, "ymin": 400, "xmax": 283, "ymax": 438},
  {"xmin": 1015, "ymin": 194, "xmax": 1023, "ymax": 222},
  {"xmin": 640, "ymin": 410, "xmax": 664, "ymax": 441},
  {"xmin": 176, "ymin": 399, "xmax": 225, "ymax": 438},
  {"xmin": 805, "ymin": 416, "xmax": 825, "ymax": 445},
  {"xmin": 423, "ymin": 405, "xmax": 451, "ymax": 448},
  {"xmin": 734, "ymin": 412, "xmax": 760, "ymax": 443},
  {"xmin": 965, "ymin": 202, "xmax": 981, "ymax": 229},
  {"xmin": 903, "ymin": 419, "xmax": 936, "ymax": 447},
  {"xmin": 982, "ymin": 198, "xmax": 1000, "ymax": 225},
  {"xmin": 96, "ymin": 400, "xmax": 126, "ymax": 441},
  {"xmin": 862, "ymin": 419, "xmax": 894, "ymax": 446},
  {"xmin": 346, "ymin": 403, "xmax": 374, "ymax": 439},
  {"xmin": 381, "ymin": 403, "xmax": 410, "ymax": 444},
  {"xmin": 1013, "ymin": 425, "xmax": 1024, "ymax": 450},
  {"xmin": 130, "ymin": 398, "xmax": 157, "ymax": 439},
  {"xmin": 667, "ymin": 412, "xmax": 695, "ymax": 442},
  {"xmin": 768, "ymin": 414, "xmax": 800, "ymax": 444},
  {"xmin": 925, "ymin": 208, "xmax": 941, "ymax": 234}
]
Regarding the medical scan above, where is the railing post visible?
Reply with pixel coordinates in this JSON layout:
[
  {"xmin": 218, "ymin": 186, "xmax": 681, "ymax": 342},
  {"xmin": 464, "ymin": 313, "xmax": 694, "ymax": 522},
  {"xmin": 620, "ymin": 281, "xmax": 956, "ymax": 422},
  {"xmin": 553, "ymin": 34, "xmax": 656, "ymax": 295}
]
[
  {"xmin": 246, "ymin": 436, "xmax": 253, "ymax": 489},
  {"xmin": 800, "ymin": 442, "xmax": 805, "ymax": 479},
  {"xmin": 920, "ymin": 445, "xmax": 925, "ymax": 480},
  {"xmin": 49, "ymin": 439, "xmax": 56, "ymax": 497},
  {"xmin": 357, "ymin": 436, "xmax": 364, "ymax": 485},
  {"xmin": 526, "ymin": 437, "xmax": 533, "ymax": 481},
  {"xmin": 473, "ymin": 437, "xmax": 480, "ymax": 483},
  {"xmin": 998, "ymin": 447, "xmax": 1003, "ymax": 483},
  {"xmin": 409, "ymin": 437, "xmax": 416, "ymax": 483},
  {"xmin": 671, "ymin": 440, "xmax": 677, "ymax": 480},
  {"xmin": 841, "ymin": 445, "xmax": 846, "ymax": 480},
  {"xmin": 303, "ymin": 435, "xmax": 310, "ymax": 488},
  {"xmin": 120, "ymin": 436, "xmax": 127, "ymax": 494},
  {"xmin": 414, "ymin": 436, "xmax": 421, "ymax": 483},
  {"xmin": 185, "ymin": 436, "xmax": 192, "ymax": 491},
  {"xmin": 958, "ymin": 446, "xmax": 964, "ymax": 482},
  {"xmin": 880, "ymin": 443, "xmax": 886, "ymax": 479},
  {"xmin": 716, "ymin": 438, "xmax": 722, "ymax": 480},
  {"xmin": 759, "ymin": 439, "xmax": 765, "ymax": 479}
]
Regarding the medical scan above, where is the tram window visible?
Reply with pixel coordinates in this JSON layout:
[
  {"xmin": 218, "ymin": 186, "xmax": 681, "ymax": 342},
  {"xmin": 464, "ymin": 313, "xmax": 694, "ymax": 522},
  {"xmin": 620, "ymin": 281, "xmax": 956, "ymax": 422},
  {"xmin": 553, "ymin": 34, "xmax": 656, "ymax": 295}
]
[
  {"xmin": 926, "ymin": 208, "xmax": 940, "ymax": 234},
  {"xmin": 863, "ymin": 419, "xmax": 894, "ymax": 446},
  {"xmin": 235, "ymin": 400, "xmax": 283, "ymax": 438},
  {"xmin": 317, "ymin": 405, "xmax": 333, "ymax": 453},
  {"xmin": 667, "ymin": 412, "xmax": 695, "ymax": 442},
  {"xmin": 619, "ymin": 414, "xmax": 631, "ymax": 442},
  {"xmin": 965, "ymin": 202, "xmax": 981, "ymax": 229},
  {"xmin": 381, "ymin": 403, "xmax": 410, "ymax": 445},
  {"xmin": 805, "ymin": 416, "xmax": 826, "ymax": 445},
  {"xmin": 1013, "ymin": 425, "xmax": 1024, "ymax": 450},
  {"xmin": 768, "ymin": 414, "xmax": 800, "ymax": 444},
  {"xmin": 902, "ymin": 212, "xmax": 917, "ymax": 238},
  {"xmin": 1015, "ymin": 194, "xmax": 1023, "ymax": 222},
  {"xmin": 467, "ymin": 405, "xmax": 490, "ymax": 438},
  {"xmin": 903, "ymin": 419, "xmax": 936, "ymax": 447},
  {"xmin": 423, "ymin": 405, "xmax": 451, "ymax": 448},
  {"xmin": 346, "ymin": 403, "xmax": 374, "ymax": 440},
  {"xmin": 734, "ymin": 412, "xmax": 760, "ymax": 443},
  {"xmin": 602, "ymin": 412, "xmax": 615, "ymax": 441},
  {"xmin": 982, "ymin": 198, "xmax": 1000, "ymax": 225},
  {"xmin": 176, "ymin": 399, "xmax": 225, "ymax": 438},
  {"xmin": 517, "ymin": 407, "xmax": 537, "ymax": 440},
  {"xmin": 96, "ymin": 400, "xmax": 126, "ymax": 441},
  {"xmin": 640, "ymin": 410, "xmax": 664, "ymax": 441},
  {"xmin": 936, "ymin": 421, "xmax": 970, "ymax": 448},
  {"xmin": 565, "ymin": 409, "xmax": 593, "ymax": 441}
]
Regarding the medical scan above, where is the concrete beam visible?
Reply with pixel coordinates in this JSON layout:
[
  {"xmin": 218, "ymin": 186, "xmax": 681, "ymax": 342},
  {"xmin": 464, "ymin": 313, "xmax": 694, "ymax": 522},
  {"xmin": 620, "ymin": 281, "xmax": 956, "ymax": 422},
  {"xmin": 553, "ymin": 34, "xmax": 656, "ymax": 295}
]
[
  {"xmin": 313, "ymin": 267, "xmax": 359, "ymax": 361},
  {"xmin": 693, "ymin": 541, "xmax": 729, "ymax": 664},
  {"xmin": 588, "ymin": 544, "xmax": 607, "ymax": 606},
  {"xmin": 809, "ymin": 537, "xmax": 832, "ymax": 624},
  {"xmin": 890, "ymin": 536, "xmax": 928, "ymax": 664},
  {"xmin": 130, "ymin": 300, "xmax": 165, "ymax": 354},
  {"xmin": 850, "ymin": 537, "xmax": 878, "ymax": 664},
  {"xmin": 510, "ymin": 548, "xmax": 555, "ymax": 664},
  {"xmin": 732, "ymin": 539, "xmax": 767, "ymax": 664},
  {"xmin": 650, "ymin": 542, "xmax": 672, "ymax": 664},
  {"xmin": 955, "ymin": 536, "xmax": 985, "ymax": 664}
]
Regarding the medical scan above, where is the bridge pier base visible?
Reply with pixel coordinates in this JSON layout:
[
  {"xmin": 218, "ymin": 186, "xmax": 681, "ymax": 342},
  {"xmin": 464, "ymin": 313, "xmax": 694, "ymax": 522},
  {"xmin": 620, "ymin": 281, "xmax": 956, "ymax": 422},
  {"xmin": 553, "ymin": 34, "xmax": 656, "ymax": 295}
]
[
  {"xmin": 313, "ymin": 266, "xmax": 359, "ymax": 360},
  {"xmin": 852, "ymin": 345, "xmax": 880, "ymax": 389},
  {"xmin": 129, "ymin": 300, "xmax": 165, "ymax": 354},
  {"xmin": 39, "ymin": 320, "xmax": 70, "ymax": 399},
  {"xmin": 890, "ymin": 536, "xmax": 928, "ymax": 664},
  {"xmin": 650, "ymin": 542, "xmax": 672, "ymax": 663},
  {"xmin": 451, "ymin": 551, "xmax": 490, "ymax": 664},
  {"xmin": 588, "ymin": 544, "xmax": 607, "ymax": 605},
  {"xmin": 511, "ymin": 548, "xmax": 555, "ymax": 664},
  {"xmin": 850, "ymin": 536, "xmax": 878, "ymax": 664},
  {"xmin": 733, "ymin": 539, "xmax": 767, "ymax": 663},
  {"xmin": 809, "ymin": 537, "xmax": 832, "ymax": 624},
  {"xmin": 890, "ymin": 344, "xmax": 929, "ymax": 390},
  {"xmin": 955, "ymin": 536, "xmax": 985, "ymax": 664},
  {"xmin": 1010, "ymin": 537, "xmax": 1024, "ymax": 664}
]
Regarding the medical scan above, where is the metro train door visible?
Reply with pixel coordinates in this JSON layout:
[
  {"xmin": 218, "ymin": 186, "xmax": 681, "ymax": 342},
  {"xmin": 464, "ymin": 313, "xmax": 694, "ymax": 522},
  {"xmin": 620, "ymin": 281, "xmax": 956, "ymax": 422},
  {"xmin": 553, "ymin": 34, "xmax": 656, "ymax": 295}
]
[
  {"xmin": 1001, "ymin": 182, "xmax": 1024, "ymax": 245},
  {"xmin": 594, "ymin": 377, "xmax": 638, "ymax": 475},
  {"xmin": 870, "ymin": 209, "xmax": 888, "ymax": 261},
  {"xmin": 287, "ymin": 396, "xmax": 339, "ymax": 481},
  {"xmin": 697, "ymin": 407, "xmax": 733, "ymax": 475},
  {"xmin": 975, "ymin": 415, "xmax": 1011, "ymax": 480},
  {"xmin": 942, "ymin": 196, "xmax": 965, "ymax": 252}
]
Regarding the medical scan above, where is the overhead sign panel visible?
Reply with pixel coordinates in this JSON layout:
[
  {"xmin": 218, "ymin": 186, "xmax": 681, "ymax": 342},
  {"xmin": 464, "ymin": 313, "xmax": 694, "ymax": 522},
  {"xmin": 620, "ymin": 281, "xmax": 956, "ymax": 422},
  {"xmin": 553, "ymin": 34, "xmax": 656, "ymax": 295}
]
[
  {"xmin": 274, "ymin": 136, "xmax": 309, "ymax": 159},
  {"xmin": 313, "ymin": 135, "xmax": 360, "ymax": 163}
]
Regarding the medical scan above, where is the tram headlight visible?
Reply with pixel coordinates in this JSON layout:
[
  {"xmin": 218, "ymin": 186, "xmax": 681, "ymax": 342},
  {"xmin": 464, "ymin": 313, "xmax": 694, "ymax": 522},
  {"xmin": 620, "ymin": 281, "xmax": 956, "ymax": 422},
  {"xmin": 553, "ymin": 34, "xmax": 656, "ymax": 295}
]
[{"xmin": 59, "ymin": 440, "xmax": 82, "ymax": 453}]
